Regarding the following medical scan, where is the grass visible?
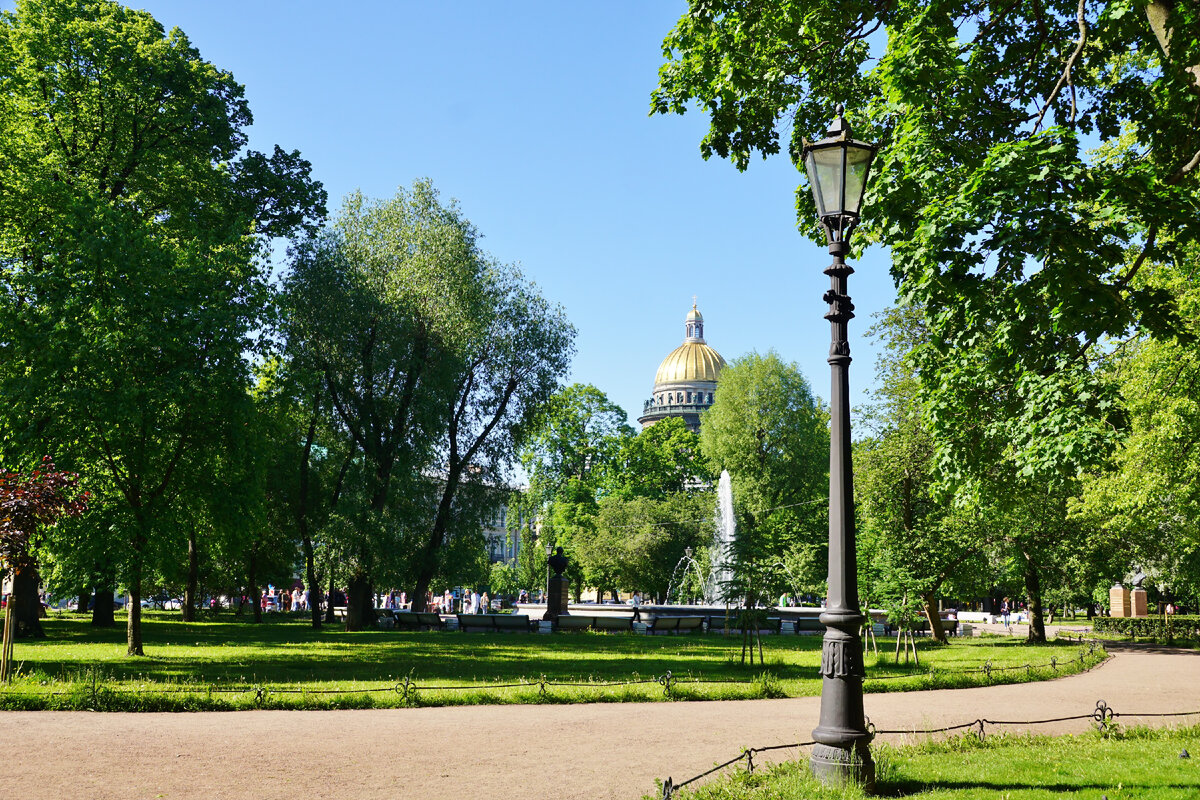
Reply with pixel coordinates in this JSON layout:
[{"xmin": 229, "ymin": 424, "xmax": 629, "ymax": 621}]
[
  {"xmin": 0, "ymin": 611, "xmax": 1106, "ymax": 711},
  {"xmin": 657, "ymin": 725, "xmax": 1200, "ymax": 799}
]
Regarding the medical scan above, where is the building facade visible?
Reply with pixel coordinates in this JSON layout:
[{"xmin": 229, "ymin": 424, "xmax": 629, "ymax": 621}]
[{"xmin": 637, "ymin": 303, "xmax": 727, "ymax": 432}]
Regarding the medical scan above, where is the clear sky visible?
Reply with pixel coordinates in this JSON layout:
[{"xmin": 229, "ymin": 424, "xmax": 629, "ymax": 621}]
[{"xmin": 16, "ymin": 1, "xmax": 901, "ymax": 425}]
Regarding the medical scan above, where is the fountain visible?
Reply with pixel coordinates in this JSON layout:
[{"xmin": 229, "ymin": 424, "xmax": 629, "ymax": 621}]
[
  {"xmin": 512, "ymin": 469, "xmax": 870, "ymax": 632},
  {"xmin": 665, "ymin": 547, "xmax": 708, "ymax": 605},
  {"xmin": 703, "ymin": 470, "xmax": 737, "ymax": 603}
]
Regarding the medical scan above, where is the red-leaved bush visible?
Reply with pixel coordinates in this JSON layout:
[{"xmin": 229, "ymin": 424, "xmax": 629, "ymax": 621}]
[{"xmin": 0, "ymin": 456, "xmax": 90, "ymax": 567}]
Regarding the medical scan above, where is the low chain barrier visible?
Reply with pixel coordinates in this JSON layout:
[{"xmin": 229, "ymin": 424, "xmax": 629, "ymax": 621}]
[{"xmin": 659, "ymin": 694, "xmax": 1199, "ymax": 799}]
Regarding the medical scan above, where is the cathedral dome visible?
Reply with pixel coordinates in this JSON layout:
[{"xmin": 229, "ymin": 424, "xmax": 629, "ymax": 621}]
[
  {"xmin": 639, "ymin": 301, "xmax": 726, "ymax": 432},
  {"xmin": 654, "ymin": 341, "xmax": 726, "ymax": 385}
]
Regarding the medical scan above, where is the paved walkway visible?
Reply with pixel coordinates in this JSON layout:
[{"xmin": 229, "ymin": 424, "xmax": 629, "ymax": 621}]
[{"xmin": 3, "ymin": 644, "xmax": 1197, "ymax": 800}]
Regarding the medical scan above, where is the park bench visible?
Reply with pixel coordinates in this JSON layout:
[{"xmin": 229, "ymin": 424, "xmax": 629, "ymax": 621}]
[
  {"xmin": 645, "ymin": 615, "xmax": 703, "ymax": 634},
  {"xmin": 456, "ymin": 613, "xmax": 532, "ymax": 633},
  {"xmin": 790, "ymin": 617, "xmax": 825, "ymax": 634},
  {"xmin": 593, "ymin": 615, "xmax": 632, "ymax": 632},
  {"xmin": 392, "ymin": 611, "xmax": 446, "ymax": 631},
  {"xmin": 708, "ymin": 616, "xmax": 784, "ymax": 635},
  {"xmin": 554, "ymin": 615, "xmax": 633, "ymax": 632},
  {"xmin": 556, "ymin": 615, "xmax": 593, "ymax": 631}
]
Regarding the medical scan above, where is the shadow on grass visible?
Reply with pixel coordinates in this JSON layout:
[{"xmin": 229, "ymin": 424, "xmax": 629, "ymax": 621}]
[{"xmin": 878, "ymin": 779, "xmax": 1200, "ymax": 796}]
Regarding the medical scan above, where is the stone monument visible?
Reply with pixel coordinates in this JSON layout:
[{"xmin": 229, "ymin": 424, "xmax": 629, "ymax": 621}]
[
  {"xmin": 543, "ymin": 547, "xmax": 570, "ymax": 622},
  {"xmin": 1130, "ymin": 571, "xmax": 1148, "ymax": 618},
  {"xmin": 1109, "ymin": 583, "xmax": 1131, "ymax": 618}
]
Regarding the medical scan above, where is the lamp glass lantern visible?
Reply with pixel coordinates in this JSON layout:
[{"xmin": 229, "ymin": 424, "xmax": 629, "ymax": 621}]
[{"xmin": 801, "ymin": 105, "xmax": 877, "ymax": 239}]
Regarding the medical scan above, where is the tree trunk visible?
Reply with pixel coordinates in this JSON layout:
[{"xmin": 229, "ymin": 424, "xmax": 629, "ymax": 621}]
[
  {"xmin": 182, "ymin": 525, "xmax": 199, "ymax": 622},
  {"xmin": 345, "ymin": 573, "xmax": 372, "ymax": 631},
  {"xmin": 91, "ymin": 587, "xmax": 115, "ymax": 627},
  {"xmin": 1022, "ymin": 552, "xmax": 1046, "ymax": 643},
  {"xmin": 126, "ymin": 575, "xmax": 143, "ymax": 656},
  {"xmin": 922, "ymin": 591, "xmax": 946, "ymax": 644},
  {"xmin": 1147, "ymin": 1, "xmax": 1200, "ymax": 93},
  {"xmin": 75, "ymin": 590, "xmax": 89, "ymax": 614},
  {"xmin": 411, "ymin": 573, "xmax": 430, "ymax": 613},
  {"xmin": 247, "ymin": 550, "xmax": 262, "ymax": 624},
  {"xmin": 303, "ymin": 536, "xmax": 321, "ymax": 629},
  {"xmin": 325, "ymin": 568, "xmax": 336, "ymax": 623},
  {"xmin": 11, "ymin": 560, "xmax": 45, "ymax": 638},
  {"xmin": 126, "ymin": 525, "xmax": 147, "ymax": 655},
  {"xmin": 298, "ymin": 396, "xmax": 322, "ymax": 629}
]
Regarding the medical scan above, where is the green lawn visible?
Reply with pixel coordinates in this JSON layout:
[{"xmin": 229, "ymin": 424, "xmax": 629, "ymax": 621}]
[
  {"xmin": 0, "ymin": 611, "xmax": 1105, "ymax": 711},
  {"xmin": 661, "ymin": 726, "xmax": 1200, "ymax": 799}
]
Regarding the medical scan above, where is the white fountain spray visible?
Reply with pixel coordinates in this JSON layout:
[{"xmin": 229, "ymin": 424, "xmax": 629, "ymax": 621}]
[{"xmin": 704, "ymin": 470, "xmax": 737, "ymax": 603}]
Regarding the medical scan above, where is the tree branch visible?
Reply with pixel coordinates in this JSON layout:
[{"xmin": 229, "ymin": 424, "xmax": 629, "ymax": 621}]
[{"xmin": 1033, "ymin": 0, "xmax": 1088, "ymax": 133}]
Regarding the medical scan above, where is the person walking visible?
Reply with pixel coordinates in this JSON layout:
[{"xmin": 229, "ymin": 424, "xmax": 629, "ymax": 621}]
[
  {"xmin": 630, "ymin": 591, "xmax": 642, "ymax": 623},
  {"xmin": 1001, "ymin": 598, "xmax": 1011, "ymax": 629}
]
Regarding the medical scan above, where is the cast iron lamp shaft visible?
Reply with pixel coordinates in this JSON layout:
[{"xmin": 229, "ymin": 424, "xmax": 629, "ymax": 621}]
[{"xmin": 809, "ymin": 237, "xmax": 875, "ymax": 787}]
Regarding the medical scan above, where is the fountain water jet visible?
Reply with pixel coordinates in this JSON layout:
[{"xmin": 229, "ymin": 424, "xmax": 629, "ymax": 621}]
[
  {"xmin": 704, "ymin": 470, "xmax": 737, "ymax": 604},
  {"xmin": 665, "ymin": 547, "xmax": 707, "ymax": 605}
]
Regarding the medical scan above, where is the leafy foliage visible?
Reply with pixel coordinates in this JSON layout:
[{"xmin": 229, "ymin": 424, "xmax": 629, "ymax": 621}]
[
  {"xmin": 0, "ymin": 457, "xmax": 89, "ymax": 567},
  {"xmin": 700, "ymin": 351, "xmax": 829, "ymax": 602}
]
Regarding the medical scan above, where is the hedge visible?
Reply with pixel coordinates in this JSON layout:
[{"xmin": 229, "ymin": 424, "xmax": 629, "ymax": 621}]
[{"xmin": 1092, "ymin": 615, "xmax": 1200, "ymax": 640}]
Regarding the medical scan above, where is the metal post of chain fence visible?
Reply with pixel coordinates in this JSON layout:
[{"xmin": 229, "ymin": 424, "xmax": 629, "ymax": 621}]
[
  {"xmin": 745, "ymin": 748, "xmax": 755, "ymax": 774},
  {"xmin": 538, "ymin": 675, "xmax": 548, "ymax": 698},
  {"xmin": 661, "ymin": 776, "xmax": 675, "ymax": 800},
  {"xmin": 1094, "ymin": 699, "xmax": 1115, "ymax": 731},
  {"xmin": 658, "ymin": 671, "xmax": 675, "ymax": 698},
  {"xmin": 975, "ymin": 719, "xmax": 985, "ymax": 742}
]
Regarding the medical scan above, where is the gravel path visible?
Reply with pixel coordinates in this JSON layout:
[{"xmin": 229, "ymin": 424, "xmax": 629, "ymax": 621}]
[{"xmin": 2, "ymin": 644, "xmax": 1196, "ymax": 800}]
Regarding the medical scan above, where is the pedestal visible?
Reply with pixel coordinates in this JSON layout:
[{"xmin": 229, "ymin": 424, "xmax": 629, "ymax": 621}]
[
  {"xmin": 1109, "ymin": 584, "xmax": 1130, "ymax": 618},
  {"xmin": 543, "ymin": 576, "xmax": 570, "ymax": 621},
  {"xmin": 1130, "ymin": 588, "xmax": 1148, "ymax": 618}
]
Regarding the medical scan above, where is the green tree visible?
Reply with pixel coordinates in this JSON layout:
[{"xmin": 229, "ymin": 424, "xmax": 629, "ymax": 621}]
[
  {"xmin": 856, "ymin": 307, "xmax": 991, "ymax": 642},
  {"xmin": 513, "ymin": 384, "xmax": 632, "ymax": 599},
  {"xmin": 282, "ymin": 182, "xmax": 479, "ymax": 628},
  {"xmin": 652, "ymin": 0, "xmax": 1200, "ymax": 506},
  {"xmin": 699, "ymin": 351, "xmax": 829, "ymax": 605},
  {"xmin": 408, "ymin": 264, "xmax": 574, "ymax": 611},
  {"xmin": 589, "ymin": 492, "xmax": 715, "ymax": 602},
  {"xmin": 0, "ymin": 0, "xmax": 324, "ymax": 655},
  {"xmin": 602, "ymin": 417, "xmax": 715, "ymax": 500},
  {"xmin": 1077, "ymin": 257, "xmax": 1200, "ymax": 606}
]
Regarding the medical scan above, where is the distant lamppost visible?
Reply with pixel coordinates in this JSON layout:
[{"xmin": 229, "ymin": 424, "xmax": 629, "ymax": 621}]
[
  {"xmin": 801, "ymin": 103, "xmax": 878, "ymax": 789},
  {"xmin": 545, "ymin": 540, "xmax": 554, "ymax": 605}
]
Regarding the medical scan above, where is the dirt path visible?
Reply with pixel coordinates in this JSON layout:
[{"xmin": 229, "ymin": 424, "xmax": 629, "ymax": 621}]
[{"xmin": 2, "ymin": 645, "xmax": 1197, "ymax": 800}]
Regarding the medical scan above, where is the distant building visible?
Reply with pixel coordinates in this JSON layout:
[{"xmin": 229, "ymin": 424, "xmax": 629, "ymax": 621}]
[{"xmin": 638, "ymin": 302, "xmax": 727, "ymax": 432}]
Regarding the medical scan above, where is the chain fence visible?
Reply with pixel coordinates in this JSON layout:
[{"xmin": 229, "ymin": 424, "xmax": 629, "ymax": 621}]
[
  {"xmin": 656, "ymin": 639, "xmax": 1195, "ymax": 800},
  {"xmin": 660, "ymin": 697, "xmax": 1200, "ymax": 799}
]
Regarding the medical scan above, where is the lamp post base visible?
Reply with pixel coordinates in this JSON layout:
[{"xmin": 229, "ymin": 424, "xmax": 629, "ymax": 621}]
[{"xmin": 810, "ymin": 742, "xmax": 875, "ymax": 792}]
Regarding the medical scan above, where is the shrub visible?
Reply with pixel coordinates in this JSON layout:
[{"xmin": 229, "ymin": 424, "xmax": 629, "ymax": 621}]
[{"xmin": 1092, "ymin": 615, "xmax": 1200, "ymax": 641}]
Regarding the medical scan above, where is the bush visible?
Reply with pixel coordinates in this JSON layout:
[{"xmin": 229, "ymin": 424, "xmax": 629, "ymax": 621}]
[{"xmin": 1092, "ymin": 615, "xmax": 1200, "ymax": 640}]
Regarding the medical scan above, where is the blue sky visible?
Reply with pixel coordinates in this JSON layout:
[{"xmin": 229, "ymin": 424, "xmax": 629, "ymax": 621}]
[{"xmin": 19, "ymin": 1, "xmax": 901, "ymax": 425}]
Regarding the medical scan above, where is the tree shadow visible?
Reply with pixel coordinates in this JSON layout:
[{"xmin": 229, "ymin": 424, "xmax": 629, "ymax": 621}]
[{"xmin": 878, "ymin": 778, "xmax": 1200, "ymax": 796}]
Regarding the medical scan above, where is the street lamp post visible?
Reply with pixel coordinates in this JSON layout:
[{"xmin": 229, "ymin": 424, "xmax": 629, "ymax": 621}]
[{"xmin": 801, "ymin": 104, "xmax": 878, "ymax": 790}]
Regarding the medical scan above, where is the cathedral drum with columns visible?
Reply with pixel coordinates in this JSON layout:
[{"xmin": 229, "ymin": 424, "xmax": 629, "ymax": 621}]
[{"xmin": 638, "ymin": 303, "xmax": 727, "ymax": 433}]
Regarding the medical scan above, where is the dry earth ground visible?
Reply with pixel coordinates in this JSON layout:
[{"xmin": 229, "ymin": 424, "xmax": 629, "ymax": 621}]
[{"xmin": 1, "ymin": 644, "xmax": 1196, "ymax": 800}]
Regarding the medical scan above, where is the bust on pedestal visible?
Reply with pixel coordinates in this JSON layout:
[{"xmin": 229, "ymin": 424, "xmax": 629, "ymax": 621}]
[{"xmin": 543, "ymin": 547, "xmax": 570, "ymax": 622}]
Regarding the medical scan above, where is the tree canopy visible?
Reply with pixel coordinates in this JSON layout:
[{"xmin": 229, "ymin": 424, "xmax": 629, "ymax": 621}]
[{"xmin": 653, "ymin": 0, "xmax": 1200, "ymax": 496}]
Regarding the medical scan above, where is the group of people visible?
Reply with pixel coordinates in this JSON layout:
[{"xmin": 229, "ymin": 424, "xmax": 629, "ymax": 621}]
[{"xmin": 259, "ymin": 585, "xmax": 309, "ymax": 612}]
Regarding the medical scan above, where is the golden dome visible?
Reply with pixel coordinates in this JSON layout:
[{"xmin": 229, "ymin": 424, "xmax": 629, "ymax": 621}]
[
  {"xmin": 686, "ymin": 305, "xmax": 703, "ymax": 322},
  {"xmin": 654, "ymin": 341, "xmax": 726, "ymax": 385}
]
